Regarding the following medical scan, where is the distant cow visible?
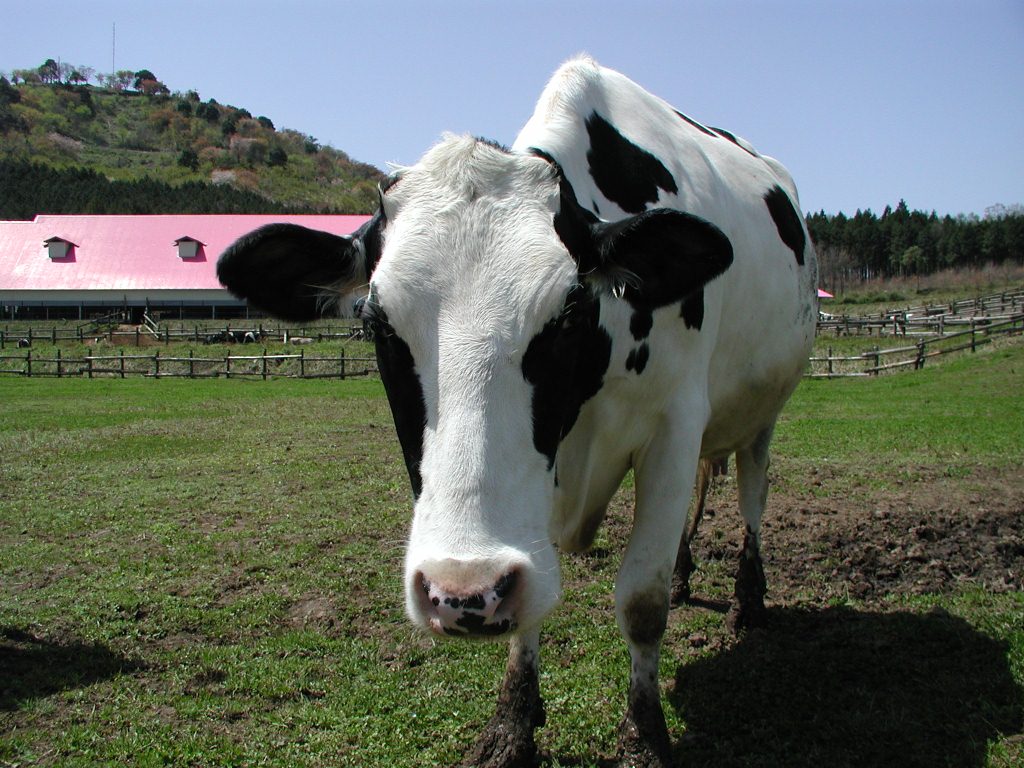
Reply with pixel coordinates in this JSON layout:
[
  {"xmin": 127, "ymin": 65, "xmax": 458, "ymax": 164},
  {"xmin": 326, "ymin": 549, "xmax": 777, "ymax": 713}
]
[
  {"xmin": 218, "ymin": 57, "xmax": 816, "ymax": 767},
  {"xmin": 203, "ymin": 330, "xmax": 258, "ymax": 344}
]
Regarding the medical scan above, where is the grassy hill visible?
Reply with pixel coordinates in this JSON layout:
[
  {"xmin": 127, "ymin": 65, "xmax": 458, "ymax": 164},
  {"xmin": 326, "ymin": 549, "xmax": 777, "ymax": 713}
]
[{"xmin": 0, "ymin": 75, "xmax": 383, "ymax": 217}]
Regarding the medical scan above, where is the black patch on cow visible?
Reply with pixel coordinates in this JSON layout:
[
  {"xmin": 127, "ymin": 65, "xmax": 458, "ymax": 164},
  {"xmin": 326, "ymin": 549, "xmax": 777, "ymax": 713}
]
[
  {"xmin": 371, "ymin": 309, "xmax": 426, "ymax": 498},
  {"xmin": 675, "ymin": 110, "xmax": 716, "ymax": 137},
  {"xmin": 763, "ymin": 184, "xmax": 806, "ymax": 265},
  {"xmin": 452, "ymin": 614, "xmax": 514, "ymax": 637},
  {"xmin": 522, "ymin": 287, "xmax": 611, "ymax": 470},
  {"xmin": 710, "ymin": 127, "xmax": 760, "ymax": 157},
  {"xmin": 585, "ymin": 112, "xmax": 678, "ymax": 214},
  {"xmin": 680, "ymin": 289, "xmax": 705, "ymax": 331},
  {"xmin": 630, "ymin": 308, "xmax": 654, "ymax": 341},
  {"xmin": 626, "ymin": 344, "xmax": 650, "ymax": 375}
]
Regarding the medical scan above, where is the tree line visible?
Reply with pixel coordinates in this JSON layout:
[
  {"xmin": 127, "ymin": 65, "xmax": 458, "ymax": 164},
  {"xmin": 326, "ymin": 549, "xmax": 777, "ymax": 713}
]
[
  {"xmin": 807, "ymin": 200, "xmax": 1023, "ymax": 289},
  {"xmin": 0, "ymin": 159, "xmax": 302, "ymax": 218},
  {"xmin": 8, "ymin": 59, "xmax": 171, "ymax": 95}
]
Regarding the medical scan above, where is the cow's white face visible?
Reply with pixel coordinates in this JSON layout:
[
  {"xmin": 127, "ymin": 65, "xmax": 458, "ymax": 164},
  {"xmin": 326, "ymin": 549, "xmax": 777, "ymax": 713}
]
[
  {"xmin": 370, "ymin": 137, "xmax": 577, "ymax": 636},
  {"xmin": 217, "ymin": 134, "xmax": 733, "ymax": 640}
]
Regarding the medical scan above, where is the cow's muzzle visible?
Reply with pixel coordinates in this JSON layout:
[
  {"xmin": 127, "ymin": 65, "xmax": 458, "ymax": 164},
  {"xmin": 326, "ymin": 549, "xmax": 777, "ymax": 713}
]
[{"xmin": 415, "ymin": 565, "xmax": 521, "ymax": 638}]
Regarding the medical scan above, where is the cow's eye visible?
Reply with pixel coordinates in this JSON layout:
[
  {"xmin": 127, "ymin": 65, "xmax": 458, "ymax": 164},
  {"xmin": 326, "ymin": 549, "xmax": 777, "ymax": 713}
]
[{"xmin": 358, "ymin": 297, "xmax": 394, "ymax": 337}]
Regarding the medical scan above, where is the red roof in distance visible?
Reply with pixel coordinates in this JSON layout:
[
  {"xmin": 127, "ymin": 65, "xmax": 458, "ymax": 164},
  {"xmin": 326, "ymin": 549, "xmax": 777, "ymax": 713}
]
[{"xmin": 0, "ymin": 214, "xmax": 371, "ymax": 292}]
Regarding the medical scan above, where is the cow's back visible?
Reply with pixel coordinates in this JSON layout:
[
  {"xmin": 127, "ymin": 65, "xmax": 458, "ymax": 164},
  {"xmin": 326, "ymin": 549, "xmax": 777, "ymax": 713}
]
[{"xmin": 514, "ymin": 56, "xmax": 817, "ymax": 524}]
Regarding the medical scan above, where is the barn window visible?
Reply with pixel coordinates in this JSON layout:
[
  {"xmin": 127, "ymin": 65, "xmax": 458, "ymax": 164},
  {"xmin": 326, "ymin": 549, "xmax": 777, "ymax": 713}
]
[
  {"xmin": 174, "ymin": 236, "xmax": 205, "ymax": 259},
  {"xmin": 43, "ymin": 236, "xmax": 75, "ymax": 259}
]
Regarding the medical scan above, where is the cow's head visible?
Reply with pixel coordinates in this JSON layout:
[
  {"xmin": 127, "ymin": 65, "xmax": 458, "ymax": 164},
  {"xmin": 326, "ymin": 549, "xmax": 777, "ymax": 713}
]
[{"xmin": 218, "ymin": 135, "xmax": 732, "ymax": 639}]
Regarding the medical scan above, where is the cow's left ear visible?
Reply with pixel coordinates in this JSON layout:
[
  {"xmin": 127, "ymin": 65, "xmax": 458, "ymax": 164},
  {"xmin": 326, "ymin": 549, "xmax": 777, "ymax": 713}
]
[{"xmin": 585, "ymin": 208, "xmax": 734, "ymax": 308}]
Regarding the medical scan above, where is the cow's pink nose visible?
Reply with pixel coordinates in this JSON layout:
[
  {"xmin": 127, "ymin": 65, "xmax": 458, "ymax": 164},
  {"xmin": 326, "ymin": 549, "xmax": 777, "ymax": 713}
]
[{"xmin": 418, "ymin": 569, "xmax": 519, "ymax": 637}]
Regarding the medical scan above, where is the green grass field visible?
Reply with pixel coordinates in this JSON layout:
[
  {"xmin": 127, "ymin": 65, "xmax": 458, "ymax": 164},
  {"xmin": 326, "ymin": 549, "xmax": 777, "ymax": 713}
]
[{"xmin": 1, "ymin": 342, "xmax": 1022, "ymax": 767}]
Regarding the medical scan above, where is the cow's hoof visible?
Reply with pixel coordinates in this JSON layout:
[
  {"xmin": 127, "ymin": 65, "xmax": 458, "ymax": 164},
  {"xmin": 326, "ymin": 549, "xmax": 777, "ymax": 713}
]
[
  {"xmin": 726, "ymin": 545, "xmax": 767, "ymax": 635},
  {"xmin": 614, "ymin": 703, "xmax": 675, "ymax": 768},
  {"xmin": 614, "ymin": 741, "xmax": 676, "ymax": 768},
  {"xmin": 668, "ymin": 578, "xmax": 690, "ymax": 608},
  {"xmin": 461, "ymin": 715, "xmax": 539, "ymax": 768},
  {"xmin": 725, "ymin": 596, "xmax": 767, "ymax": 635}
]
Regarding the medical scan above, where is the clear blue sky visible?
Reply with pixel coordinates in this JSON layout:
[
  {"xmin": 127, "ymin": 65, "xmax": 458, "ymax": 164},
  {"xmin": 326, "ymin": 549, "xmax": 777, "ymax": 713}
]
[{"xmin": 3, "ymin": 0, "xmax": 1022, "ymax": 217}]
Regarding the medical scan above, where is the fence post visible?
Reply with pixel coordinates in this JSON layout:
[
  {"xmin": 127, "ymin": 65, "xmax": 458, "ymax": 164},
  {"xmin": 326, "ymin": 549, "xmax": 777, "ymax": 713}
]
[
  {"xmin": 87, "ymin": 354, "xmax": 93, "ymax": 379},
  {"xmin": 827, "ymin": 346, "xmax": 833, "ymax": 377},
  {"xmin": 871, "ymin": 346, "xmax": 880, "ymax": 375},
  {"xmin": 971, "ymin": 319, "xmax": 977, "ymax": 352},
  {"xmin": 262, "ymin": 348, "xmax": 268, "ymax": 380},
  {"xmin": 154, "ymin": 350, "xmax": 161, "ymax": 378},
  {"xmin": 340, "ymin": 348, "xmax": 346, "ymax": 379},
  {"xmin": 916, "ymin": 339, "xmax": 926, "ymax": 369},
  {"xmin": 26, "ymin": 350, "xmax": 31, "ymax": 377},
  {"xmin": 299, "ymin": 348, "xmax": 305, "ymax": 378},
  {"xmin": 120, "ymin": 349, "xmax": 125, "ymax": 379},
  {"xmin": 225, "ymin": 354, "xmax": 231, "ymax": 379},
  {"xmin": 189, "ymin": 349, "xmax": 195, "ymax": 379},
  {"xmin": 56, "ymin": 347, "xmax": 62, "ymax": 378}
]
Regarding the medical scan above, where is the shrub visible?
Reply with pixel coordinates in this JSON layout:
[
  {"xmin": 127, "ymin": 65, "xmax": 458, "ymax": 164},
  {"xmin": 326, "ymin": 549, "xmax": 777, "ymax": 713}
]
[
  {"xmin": 177, "ymin": 148, "xmax": 199, "ymax": 171},
  {"xmin": 267, "ymin": 146, "xmax": 287, "ymax": 167}
]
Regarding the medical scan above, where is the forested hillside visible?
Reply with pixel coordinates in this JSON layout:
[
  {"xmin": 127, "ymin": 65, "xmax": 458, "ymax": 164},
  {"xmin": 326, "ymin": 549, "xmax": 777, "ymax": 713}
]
[{"xmin": 0, "ymin": 61, "xmax": 383, "ymax": 217}]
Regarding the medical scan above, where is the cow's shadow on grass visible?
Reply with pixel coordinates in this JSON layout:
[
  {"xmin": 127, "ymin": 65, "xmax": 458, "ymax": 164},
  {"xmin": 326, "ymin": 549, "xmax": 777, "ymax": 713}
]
[
  {"xmin": 668, "ymin": 605, "xmax": 1023, "ymax": 768},
  {"xmin": 0, "ymin": 626, "xmax": 142, "ymax": 711}
]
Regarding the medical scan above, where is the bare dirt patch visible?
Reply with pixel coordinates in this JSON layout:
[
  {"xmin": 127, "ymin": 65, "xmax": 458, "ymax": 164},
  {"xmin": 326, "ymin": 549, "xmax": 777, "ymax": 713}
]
[{"xmin": 686, "ymin": 465, "xmax": 1024, "ymax": 607}]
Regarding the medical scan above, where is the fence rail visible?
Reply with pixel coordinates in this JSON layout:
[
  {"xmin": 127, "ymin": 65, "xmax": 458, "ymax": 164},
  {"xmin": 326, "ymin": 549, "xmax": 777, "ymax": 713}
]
[
  {"xmin": 0, "ymin": 323, "xmax": 366, "ymax": 349},
  {"xmin": 807, "ymin": 313, "xmax": 1024, "ymax": 378},
  {"xmin": 0, "ymin": 348, "xmax": 376, "ymax": 380},
  {"xmin": 817, "ymin": 287, "xmax": 1024, "ymax": 338},
  {"xmin": 4, "ymin": 301, "xmax": 1023, "ymax": 382}
]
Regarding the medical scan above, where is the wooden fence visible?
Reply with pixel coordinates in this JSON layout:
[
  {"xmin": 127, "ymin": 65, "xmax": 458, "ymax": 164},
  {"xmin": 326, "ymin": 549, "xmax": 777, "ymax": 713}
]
[
  {"xmin": 0, "ymin": 348, "xmax": 376, "ymax": 380},
  {"xmin": 0, "ymin": 322, "xmax": 365, "ymax": 349},
  {"xmin": 817, "ymin": 287, "xmax": 1024, "ymax": 338},
  {"xmin": 807, "ymin": 313, "xmax": 1024, "ymax": 378}
]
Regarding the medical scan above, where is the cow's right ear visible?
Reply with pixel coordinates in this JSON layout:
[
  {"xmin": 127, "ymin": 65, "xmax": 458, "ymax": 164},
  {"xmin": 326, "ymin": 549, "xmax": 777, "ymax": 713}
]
[{"xmin": 217, "ymin": 212, "xmax": 383, "ymax": 322}]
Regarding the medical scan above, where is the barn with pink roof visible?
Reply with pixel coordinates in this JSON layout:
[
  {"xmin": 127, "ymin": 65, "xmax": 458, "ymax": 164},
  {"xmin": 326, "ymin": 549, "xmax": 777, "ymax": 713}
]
[{"xmin": 0, "ymin": 214, "xmax": 371, "ymax": 320}]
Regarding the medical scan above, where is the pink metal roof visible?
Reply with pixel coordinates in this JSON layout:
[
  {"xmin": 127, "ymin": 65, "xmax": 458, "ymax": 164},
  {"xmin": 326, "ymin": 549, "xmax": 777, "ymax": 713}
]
[{"xmin": 0, "ymin": 214, "xmax": 371, "ymax": 292}]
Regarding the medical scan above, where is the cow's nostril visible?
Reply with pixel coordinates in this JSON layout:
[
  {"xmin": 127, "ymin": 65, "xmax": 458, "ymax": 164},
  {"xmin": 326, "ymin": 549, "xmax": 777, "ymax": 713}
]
[{"xmin": 494, "ymin": 570, "xmax": 517, "ymax": 599}]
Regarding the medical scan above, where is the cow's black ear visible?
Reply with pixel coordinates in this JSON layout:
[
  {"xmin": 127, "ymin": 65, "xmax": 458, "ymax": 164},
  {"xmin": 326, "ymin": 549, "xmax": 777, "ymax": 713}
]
[
  {"xmin": 589, "ymin": 209, "xmax": 733, "ymax": 308},
  {"xmin": 217, "ymin": 214, "xmax": 382, "ymax": 322},
  {"xmin": 543, "ymin": 155, "xmax": 733, "ymax": 309}
]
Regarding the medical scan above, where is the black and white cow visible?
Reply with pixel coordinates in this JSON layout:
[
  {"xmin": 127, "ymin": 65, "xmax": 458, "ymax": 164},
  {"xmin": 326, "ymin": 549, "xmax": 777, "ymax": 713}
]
[{"xmin": 218, "ymin": 57, "xmax": 817, "ymax": 767}]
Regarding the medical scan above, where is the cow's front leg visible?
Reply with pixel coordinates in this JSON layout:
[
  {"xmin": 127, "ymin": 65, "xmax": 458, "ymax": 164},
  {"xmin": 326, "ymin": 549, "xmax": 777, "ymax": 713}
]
[
  {"xmin": 616, "ymin": 596, "xmax": 674, "ymax": 768},
  {"xmin": 462, "ymin": 630, "xmax": 545, "ymax": 768},
  {"xmin": 615, "ymin": 430, "xmax": 698, "ymax": 768}
]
